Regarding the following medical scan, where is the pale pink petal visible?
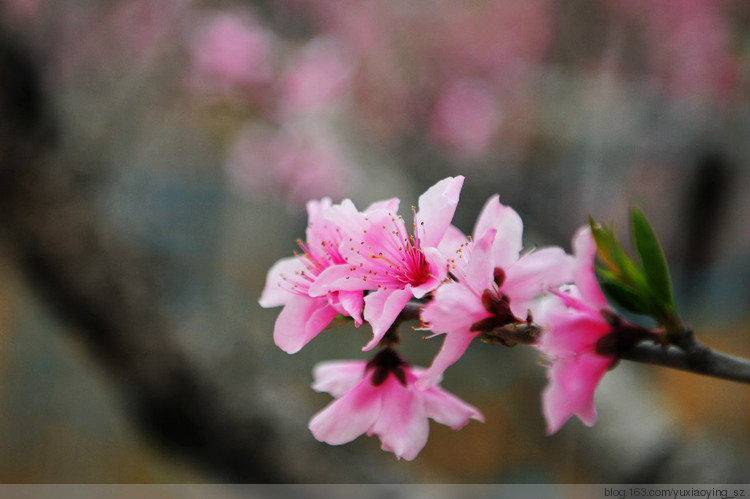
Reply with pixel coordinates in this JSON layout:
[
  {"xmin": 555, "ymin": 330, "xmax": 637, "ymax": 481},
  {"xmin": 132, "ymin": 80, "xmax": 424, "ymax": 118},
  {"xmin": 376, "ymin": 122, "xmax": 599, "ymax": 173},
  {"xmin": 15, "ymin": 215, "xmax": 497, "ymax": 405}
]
[
  {"xmin": 542, "ymin": 353, "xmax": 612, "ymax": 434},
  {"xmin": 362, "ymin": 287, "xmax": 414, "ymax": 351},
  {"xmin": 368, "ymin": 378, "xmax": 429, "ymax": 461},
  {"xmin": 462, "ymin": 229, "xmax": 497, "ymax": 295},
  {"xmin": 258, "ymin": 256, "xmax": 306, "ymax": 307},
  {"xmin": 309, "ymin": 378, "xmax": 382, "ymax": 445},
  {"xmin": 273, "ymin": 295, "xmax": 339, "ymax": 354},
  {"xmin": 474, "ymin": 195, "xmax": 524, "ymax": 269},
  {"xmin": 420, "ymin": 384, "xmax": 485, "ymax": 428},
  {"xmin": 311, "ymin": 360, "xmax": 366, "ymax": 398},
  {"xmin": 365, "ymin": 197, "xmax": 400, "ymax": 214},
  {"xmin": 417, "ymin": 328, "xmax": 478, "ymax": 389},
  {"xmin": 504, "ymin": 247, "xmax": 575, "ymax": 318},
  {"xmin": 437, "ymin": 224, "xmax": 471, "ymax": 271},
  {"xmin": 336, "ymin": 290, "xmax": 364, "ymax": 326},
  {"xmin": 309, "ymin": 264, "xmax": 378, "ymax": 296},
  {"xmin": 416, "ymin": 176, "xmax": 465, "ymax": 248},
  {"xmin": 421, "ymin": 282, "xmax": 487, "ymax": 336},
  {"xmin": 572, "ymin": 226, "xmax": 608, "ymax": 308}
]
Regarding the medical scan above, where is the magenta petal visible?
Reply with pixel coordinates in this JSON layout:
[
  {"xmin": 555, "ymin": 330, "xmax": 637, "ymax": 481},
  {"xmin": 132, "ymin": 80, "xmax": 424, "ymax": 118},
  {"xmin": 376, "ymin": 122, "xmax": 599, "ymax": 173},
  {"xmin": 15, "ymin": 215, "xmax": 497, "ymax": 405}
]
[
  {"xmin": 309, "ymin": 378, "xmax": 382, "ymax": 445},
  {"xmin": 542, "ymin": 353, "xmax": 612, "ymax": 434},
  {"xmin": 369, "ymin": 378, "xmax": 429, "ymax": 461},
  {"xmin": 273, "ymin": 295, "xmax": 339, "ymax": 354},
  {"xmin": 311, "ymin": 360, "xmax": 367, "ymax": 398},
  {"xmin": 362, "ymin": 287, "xmax": 414, "ymax": 351},
  {"xmin": 572, "ymin": 227, "xmax": 609, "ymax": 308},
  {"xmin": 420, "ymin": 384, "xmax": 485, "ymax": 428},
  {"xmin": 474, "ymin": 195, "xmax": 523, "ymax": 269},
  {"xmin": 416, "ymin": 176, "xmax": 464, "ymax": 248},
  {"xmin": 417, "ymin": 328, "xmax": 478, "ymax": 389}
]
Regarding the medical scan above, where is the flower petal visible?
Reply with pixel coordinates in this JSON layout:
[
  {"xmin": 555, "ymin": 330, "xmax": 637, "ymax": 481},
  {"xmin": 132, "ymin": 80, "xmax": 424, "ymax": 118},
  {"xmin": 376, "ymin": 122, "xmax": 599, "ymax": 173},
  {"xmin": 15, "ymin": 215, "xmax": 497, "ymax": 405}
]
[
  {"xmin": 542, "ymin": 353, "xmax": 612, "ymax": 434},
  {"xmin": 417, "ymin": 326, "xmax": 478, "ymax": 389},
  {"xmin": 572, "ymin": 226, "xmax": 609, "ymax": 308},
  {"xmin": 273, "ymin": 295, "xmax": 339, "ymax": 353},
  {"xmin": 309, "ymin": 264, "xmax": 378, "ymax": 296},
  {"xmin": 362, "ymin": 287, "xmax": 414, "ymax": 351},
  {"xmin": 504, "ymin": 247, "xmax": 575, "ymax": 317},
  {"xmin": 474, "ymin": 195, "xmax": 523, "ymax": 269},
  {"xmin": 416, "ymin": 176, "xmax": 464, "ymax": 248},
  {"xmin": 420, "ymin": 383, "xmax": 485, "ymax": 428},
  {"xmin": 309, "ymin": 377, "xmax": 381, "ymax": 445},
  {"xmin": 259, "ymin": 256, "xmax": 306, "ymax": 307},
  {"xmin": 369, "ymin": 378, "xmax": 429, "ymax": 461},
  {"xmin": 311, "ymin": 360, "xmax": 367, "ymax": 398}
]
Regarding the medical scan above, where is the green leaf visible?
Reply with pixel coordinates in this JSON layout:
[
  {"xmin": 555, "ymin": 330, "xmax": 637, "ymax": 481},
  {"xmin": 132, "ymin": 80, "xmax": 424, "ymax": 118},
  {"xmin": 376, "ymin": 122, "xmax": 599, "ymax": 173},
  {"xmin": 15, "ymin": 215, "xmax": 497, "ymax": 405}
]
[
  {"xmin": 599, "ymin": 278, "xmax": 652, "ymax": 316},
  {"xmin": 630, "ymin": 206, "xmax": 676, "ymax": 311}
]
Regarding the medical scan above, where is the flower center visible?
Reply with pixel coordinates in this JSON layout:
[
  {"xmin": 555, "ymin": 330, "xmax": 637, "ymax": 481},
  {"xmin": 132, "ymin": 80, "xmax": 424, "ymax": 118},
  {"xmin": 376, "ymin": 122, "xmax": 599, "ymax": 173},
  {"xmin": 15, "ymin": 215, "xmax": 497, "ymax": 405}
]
[{"xmin": 366, "ymin": 348, "xmax": 409, "ymax": 386}]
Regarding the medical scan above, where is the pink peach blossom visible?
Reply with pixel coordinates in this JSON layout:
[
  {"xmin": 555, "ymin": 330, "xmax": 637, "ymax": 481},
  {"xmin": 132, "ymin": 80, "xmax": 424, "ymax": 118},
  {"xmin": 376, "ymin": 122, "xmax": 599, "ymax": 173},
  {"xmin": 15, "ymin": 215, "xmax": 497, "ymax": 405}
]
[
  {"xmin": 535, "ymin": 226, "xmax": 615, "ymax": 434},
  {"xmin": 419, "ymin": 196, "xmax": 574, "ymax": 388},
  {"xmin": 259, "ymin": 197, "xmax": 387, "ymax": 353},
  {"xmin": 308, "ymin": 350, "xmax": 483, "ymax": 460},
  {"xmin": 310, "ymin": 176, "xmax": 464, "ymax": 350}
]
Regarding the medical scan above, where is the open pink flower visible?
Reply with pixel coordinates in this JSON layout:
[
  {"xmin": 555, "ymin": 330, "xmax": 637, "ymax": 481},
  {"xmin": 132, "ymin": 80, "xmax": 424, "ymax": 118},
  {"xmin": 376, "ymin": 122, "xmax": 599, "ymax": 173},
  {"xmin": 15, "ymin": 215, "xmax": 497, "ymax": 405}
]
[
  {"xmin": 308, "ymin": 349, "xmax": 483, "ymax": 460},
  {"xmin": 310, "ymin": 176, "xmax": 464, "ymax": 350},
  {"xmin": 259, "ymin": 197, "xmax": 394, "ymax": 353},
  {"xmin": 419, "ymin": 195, "xmax": 574, "ymax": 388},
  {"xmin": 535, "ymin": 226, "xmax": 616, "ymax": 434}
]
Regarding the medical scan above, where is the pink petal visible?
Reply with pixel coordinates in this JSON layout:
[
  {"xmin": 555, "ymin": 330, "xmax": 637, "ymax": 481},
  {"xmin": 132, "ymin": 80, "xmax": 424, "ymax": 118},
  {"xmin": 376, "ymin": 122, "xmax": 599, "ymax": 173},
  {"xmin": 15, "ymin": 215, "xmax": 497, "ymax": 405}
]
[
  {"xmin": 365, "ymin": 197, "xmax": 400, "ymax": 214},
  {"xmin": 417, "ymin": 326, "xmax": 478, "ymax": 389},
  {"xmin": 437, "ymin": 224, "xmax": 471, "ymax": 271},
  {"xmin": 368, "ymin": 378, "xmax": 430, "ymax": 461},
  {"xmin": 462, "ymin": 228, "xmax": 497, "ymax": 295},
  {"xmin": 572, "ymin": 226, "xmax": 608, "ymax": 309},
  {"xmin": 537, "ymin": 307, "xmax": 610, "ymax": 358},
  {"xmin": 416, "ymin": 176, "xmax": 464, "ymax": 248},
  {"xmin": 309, "ymin": 378, "xmax": 382, "ymax": 445},
  {"xmin": 273, "ymin": 295, "xmax": 339, "ymax": 354},
  {"xmin": 421, "ymin": 281, "xmax": 487, "ymax": 337},
  {"xmin": 542, "ymin": 353, "xmax": 612, "ymax": 434},
  {"xmin": 504, "ymin": 247, "xmax": 575, "ymax": 317},
  {"xmin": 420, "ymin": 384, "xmax": 485, "ymax": 428},
  {"xmin": 311, "ymin": 360, "xmax": 367, "ymax": 398},
  {"xmin": 309, "ymin": 264, "xmax": 378, "ymax": 296},
  {"xmin": 336, "ymin": 290, "xmax": 364, "ymax": 326},
  {"xmin": 259, "ymin": 256, "xmax": 305, "ymax": 307},
  {"xmin": 474, "ymin": 195, "xmax": 523, "ymax": 269},
  {"xmin": 362, "ymin": 287, "xmax": 414, "ymax": 351}
]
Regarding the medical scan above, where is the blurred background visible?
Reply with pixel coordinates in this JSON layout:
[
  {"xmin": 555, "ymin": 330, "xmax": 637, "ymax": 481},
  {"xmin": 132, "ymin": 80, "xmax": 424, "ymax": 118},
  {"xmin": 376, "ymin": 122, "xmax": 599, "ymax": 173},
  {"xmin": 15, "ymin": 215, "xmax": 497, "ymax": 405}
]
[{"xmin": 1, "ymin": 0, "xmax": 750, "ymax": 484}]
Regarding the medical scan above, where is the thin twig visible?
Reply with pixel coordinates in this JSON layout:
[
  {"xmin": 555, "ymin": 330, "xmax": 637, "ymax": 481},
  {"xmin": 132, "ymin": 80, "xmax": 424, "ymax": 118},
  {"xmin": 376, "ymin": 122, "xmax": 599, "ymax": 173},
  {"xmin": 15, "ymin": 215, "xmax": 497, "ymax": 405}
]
[{"xmin": 618, "ymin": 340, "xmax": 750, "ymax": 384}]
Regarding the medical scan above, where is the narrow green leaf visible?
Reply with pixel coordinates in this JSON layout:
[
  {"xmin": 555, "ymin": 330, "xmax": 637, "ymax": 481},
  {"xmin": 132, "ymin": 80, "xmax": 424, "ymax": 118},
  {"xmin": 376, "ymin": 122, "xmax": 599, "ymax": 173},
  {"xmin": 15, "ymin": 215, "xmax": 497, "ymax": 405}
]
[
  {"xmin": 599, "ymin": 278, "xmax": 652, "ymax": 316},
  {"xmin": 630, "ymin": 206, "xmax": 675, "ymax": 310}
]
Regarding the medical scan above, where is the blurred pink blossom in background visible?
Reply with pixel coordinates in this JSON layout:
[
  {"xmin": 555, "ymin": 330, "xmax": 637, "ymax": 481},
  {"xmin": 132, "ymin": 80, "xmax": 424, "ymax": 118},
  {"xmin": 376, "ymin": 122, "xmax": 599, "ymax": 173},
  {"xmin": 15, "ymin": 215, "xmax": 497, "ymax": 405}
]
[
  {"xmin": 277, "ymin": 36, "xmax": 354, "ymax": 117},
  {"xmin": 188, "ymin": 9, "xmax": 275, "ymax": 95},
  {"xmin": 429, "ymin": 78, "xmax": 500, "ymax": 157}
]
